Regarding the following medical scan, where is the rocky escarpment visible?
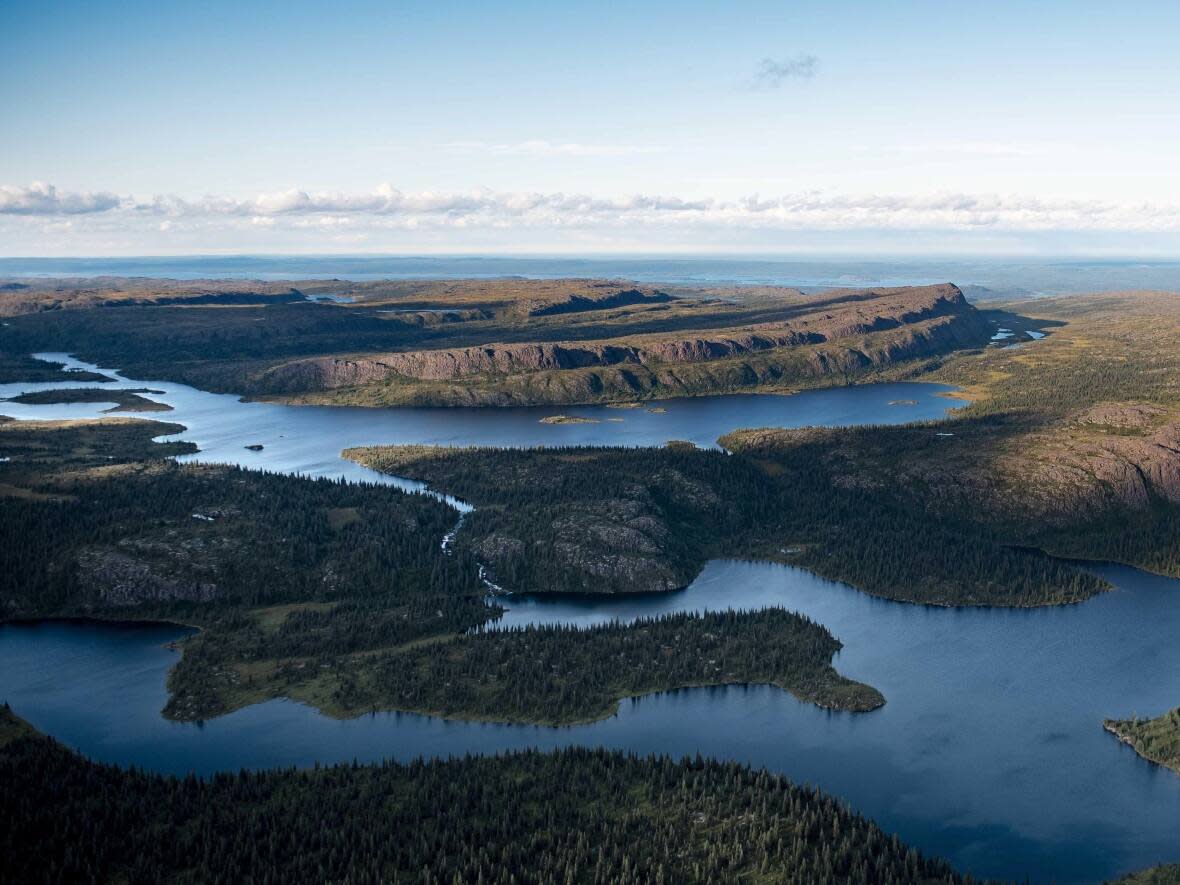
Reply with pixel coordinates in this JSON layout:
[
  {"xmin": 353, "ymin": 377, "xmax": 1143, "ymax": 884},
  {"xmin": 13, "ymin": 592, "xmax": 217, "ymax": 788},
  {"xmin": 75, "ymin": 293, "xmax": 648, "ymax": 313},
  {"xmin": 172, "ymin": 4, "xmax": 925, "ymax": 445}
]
[
  {"xmin": 258, "ymin": 284, "xmax": 989, "ymax": 403},
  {"xmin": 1012, "ymin": 411, "xmax": 1180, "ymax": 519}
]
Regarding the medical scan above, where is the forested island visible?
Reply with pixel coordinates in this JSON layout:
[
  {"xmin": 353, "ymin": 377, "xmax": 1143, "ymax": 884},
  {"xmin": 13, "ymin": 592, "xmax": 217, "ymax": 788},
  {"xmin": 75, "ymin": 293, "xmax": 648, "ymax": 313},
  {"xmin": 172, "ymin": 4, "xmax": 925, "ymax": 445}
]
[
  {"xmin": 5, "ymin": 386, "xmax": 171, "ymax": 412},
  {"xmin": 1111, "ymin": 867, "xmax": 1180, "ymax": 884},
  {"xmin": 246, "ymin": 609, "xmax": 883, "ymax": 725}
]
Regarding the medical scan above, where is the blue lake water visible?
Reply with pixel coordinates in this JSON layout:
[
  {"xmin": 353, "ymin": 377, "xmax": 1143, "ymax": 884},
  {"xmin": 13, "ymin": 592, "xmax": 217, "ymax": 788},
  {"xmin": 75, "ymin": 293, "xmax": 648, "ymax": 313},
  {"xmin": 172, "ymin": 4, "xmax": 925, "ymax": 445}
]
[
  {"xmin": 3, "ymin": 561, "xmax": 1180, "ymax": 883},
  {"xmin": 1, "ymin": 354, "xmax": 965, "ymax": 487},
  {"xmin": 2, "ymin": 356, "xmax": 1180, "ymax": 883}
]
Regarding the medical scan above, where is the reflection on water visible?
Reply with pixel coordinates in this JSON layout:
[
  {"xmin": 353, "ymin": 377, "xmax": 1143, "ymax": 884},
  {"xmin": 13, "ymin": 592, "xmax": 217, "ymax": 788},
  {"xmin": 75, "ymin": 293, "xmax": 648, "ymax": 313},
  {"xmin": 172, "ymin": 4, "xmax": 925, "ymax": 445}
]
[
  {"xmin": 3, "ymin": 561, "xmax": 1180, "ymax": 883},
  {"xmin": 1, "ymin": 354, "xmax": 965, "ymax": 487},
  {"xmin": 3, "ymin": 356, "xmax": 1180, "ymax": 882}
]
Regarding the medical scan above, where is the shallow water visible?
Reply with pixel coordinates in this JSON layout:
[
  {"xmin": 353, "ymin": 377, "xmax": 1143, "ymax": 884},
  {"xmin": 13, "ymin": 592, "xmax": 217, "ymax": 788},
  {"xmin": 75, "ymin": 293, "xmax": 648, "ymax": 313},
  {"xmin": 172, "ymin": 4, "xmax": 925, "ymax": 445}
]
[{"xmin": 2, "ymin": 357, "xmax": 1179, "ymax": 882}]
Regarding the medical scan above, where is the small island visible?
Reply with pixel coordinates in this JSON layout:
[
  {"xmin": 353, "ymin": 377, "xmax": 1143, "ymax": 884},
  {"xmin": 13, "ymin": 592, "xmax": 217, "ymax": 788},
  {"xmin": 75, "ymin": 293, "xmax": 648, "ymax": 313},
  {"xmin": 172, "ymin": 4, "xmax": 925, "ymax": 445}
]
[
  {"xmin": 5, "ymin": 387, "xmax": 172, "ymax": 413},
  {"xmin": 1111, "ymin": 865, "xmax": 1180, "ymax": 884},
  {"xmin": 539, "ymin": 414, "xmax": 598, "ymax": 425}
]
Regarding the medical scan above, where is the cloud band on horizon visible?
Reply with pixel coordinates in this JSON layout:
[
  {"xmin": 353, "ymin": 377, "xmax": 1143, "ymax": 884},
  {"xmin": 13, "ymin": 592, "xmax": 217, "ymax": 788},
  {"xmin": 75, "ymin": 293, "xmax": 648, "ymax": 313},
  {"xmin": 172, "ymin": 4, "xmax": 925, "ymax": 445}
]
[{"xmin": 2, "ymin": 182, "xmax": 1178, "ymax": 234}]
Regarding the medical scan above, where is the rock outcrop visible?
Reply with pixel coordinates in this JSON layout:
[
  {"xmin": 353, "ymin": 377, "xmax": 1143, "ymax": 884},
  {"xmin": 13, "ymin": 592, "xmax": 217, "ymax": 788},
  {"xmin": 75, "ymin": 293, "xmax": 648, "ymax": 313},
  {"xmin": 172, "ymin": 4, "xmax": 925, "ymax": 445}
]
[
  {"xmin": 258, "ymin": 284, "xmax": 989, "ymax": 403},
  {"xmin": 76, "ymin": 549, "xmax": 219, "ymax": 606},
  {"xmin": 1024, "ymin": 417, "xmax": 1180, "ymax": 515}
]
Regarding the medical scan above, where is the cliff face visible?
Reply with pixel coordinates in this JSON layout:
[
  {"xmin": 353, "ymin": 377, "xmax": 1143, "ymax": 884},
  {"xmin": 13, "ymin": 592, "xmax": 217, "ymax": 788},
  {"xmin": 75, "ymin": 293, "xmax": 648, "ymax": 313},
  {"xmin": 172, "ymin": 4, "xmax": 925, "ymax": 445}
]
[
  {"xmin": 258, "ymin": 284, "xmax": 988, "ymax": 404},
  {"xmin": 1009, "ymin": 410, "xmax": 1180, "ymax": 519}
]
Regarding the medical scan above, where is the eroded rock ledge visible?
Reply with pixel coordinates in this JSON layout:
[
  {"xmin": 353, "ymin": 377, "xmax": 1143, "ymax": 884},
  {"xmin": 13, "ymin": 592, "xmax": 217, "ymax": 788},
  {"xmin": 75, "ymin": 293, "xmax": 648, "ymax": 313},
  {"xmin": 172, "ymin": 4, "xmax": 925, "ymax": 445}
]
[{"xmin": 259, "ymin": 284, "xmax": 990, "ymax": 405}]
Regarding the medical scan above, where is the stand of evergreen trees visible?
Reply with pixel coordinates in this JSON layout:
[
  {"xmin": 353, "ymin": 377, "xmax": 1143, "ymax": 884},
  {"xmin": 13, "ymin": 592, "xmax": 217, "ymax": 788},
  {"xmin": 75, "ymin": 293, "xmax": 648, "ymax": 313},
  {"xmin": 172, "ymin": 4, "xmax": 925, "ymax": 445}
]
[
  {"xmin": 0, "ymin": 706, "xmax": 972, "ymax": 885},
  {"xmin": 2, "ymin": 421, "xmax": 879, "ymax": 726},
  {"xmin": 331, "ymin": 609, "xmax": 882, "ymax": 724},
  {"xmin": 0, "ymin": 421, "xmax": 484, "ymax": 621},
  {"xmin": 1103, "ymin": 708, "xmax": 1180, "ymax": 776},
  {"xmin": 350, "ymin": 441, "xmax": 1106, "ymax": 607}
]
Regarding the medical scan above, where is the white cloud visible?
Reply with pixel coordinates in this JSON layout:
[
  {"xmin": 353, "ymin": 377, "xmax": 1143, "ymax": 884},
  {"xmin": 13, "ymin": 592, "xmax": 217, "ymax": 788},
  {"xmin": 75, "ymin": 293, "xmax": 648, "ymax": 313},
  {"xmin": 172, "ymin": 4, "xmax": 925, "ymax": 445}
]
[
  {"xmin": 0, "ymin": 182, "xmax": 121, "ymax": 215},
  {"xmin": 747, "ymin": 55, "xmax": 818, "ymax": 89},
  {"xmin": 7, "ymin": 182, "xmax": 1180, "ymax": 235}
]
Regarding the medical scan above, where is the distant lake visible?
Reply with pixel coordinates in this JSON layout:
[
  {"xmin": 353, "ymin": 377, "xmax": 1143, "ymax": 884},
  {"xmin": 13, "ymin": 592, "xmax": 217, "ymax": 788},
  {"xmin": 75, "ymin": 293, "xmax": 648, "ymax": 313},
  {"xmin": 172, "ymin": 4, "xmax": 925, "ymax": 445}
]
[
  {"xmin": 3, "ymin": 356, "xmax": 1180, "ymax": 883},
  {"xmin": 1, "ymin": 354, "xmax": 966, "ymax": 493}
]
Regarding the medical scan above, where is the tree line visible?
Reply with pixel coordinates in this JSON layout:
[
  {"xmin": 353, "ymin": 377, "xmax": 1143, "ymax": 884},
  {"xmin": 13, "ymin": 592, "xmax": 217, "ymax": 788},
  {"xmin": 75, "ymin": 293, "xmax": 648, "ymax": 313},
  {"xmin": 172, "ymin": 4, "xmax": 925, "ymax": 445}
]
[{"xmin": 0, "ymin": 705, "xmax": 971, "ymax": 885}]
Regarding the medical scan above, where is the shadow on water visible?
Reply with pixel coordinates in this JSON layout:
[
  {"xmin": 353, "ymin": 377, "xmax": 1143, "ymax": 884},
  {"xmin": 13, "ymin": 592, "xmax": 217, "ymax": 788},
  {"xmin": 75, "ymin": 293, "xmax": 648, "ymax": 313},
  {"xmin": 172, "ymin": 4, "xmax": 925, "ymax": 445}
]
[
  {"xmin": 2, "ymin": 357, "xmax": 1180, "ymax": 882},
  {"xmin": 4, "ymin": 560, "xmax": 1180, "ymax": 882}
]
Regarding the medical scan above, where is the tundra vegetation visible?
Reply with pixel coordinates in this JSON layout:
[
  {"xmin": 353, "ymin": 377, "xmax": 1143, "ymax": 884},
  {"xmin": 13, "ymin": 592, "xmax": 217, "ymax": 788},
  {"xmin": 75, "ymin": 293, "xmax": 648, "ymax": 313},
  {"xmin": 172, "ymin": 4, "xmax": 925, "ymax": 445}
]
[
  {"xmin": 0, "ymin": 279, "xmax": 993, "ymax": 406},
  {"xmin": 0, "ymin": 705, "xmax": 968, "ymax": 885}
]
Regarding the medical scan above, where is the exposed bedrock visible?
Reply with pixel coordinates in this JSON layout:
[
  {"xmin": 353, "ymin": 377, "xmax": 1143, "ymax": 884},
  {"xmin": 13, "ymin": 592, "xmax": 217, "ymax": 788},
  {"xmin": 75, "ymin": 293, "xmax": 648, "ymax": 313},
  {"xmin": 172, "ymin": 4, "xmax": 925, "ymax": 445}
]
[
  {"xmin": 1018, "ymin": 416, "xmax": 1180, "ymax": 518},
  {"xmin": 256, "ymin": 284, "xmax": 989, "ymax": 401}
]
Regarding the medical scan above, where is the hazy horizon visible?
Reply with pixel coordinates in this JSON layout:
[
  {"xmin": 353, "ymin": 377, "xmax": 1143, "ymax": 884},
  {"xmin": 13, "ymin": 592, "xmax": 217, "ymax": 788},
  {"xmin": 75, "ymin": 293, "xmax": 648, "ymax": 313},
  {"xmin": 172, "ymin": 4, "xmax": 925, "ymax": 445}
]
[{"xmin": 4, "ymin": 253, "xmax": 1179, "ymax": 296}]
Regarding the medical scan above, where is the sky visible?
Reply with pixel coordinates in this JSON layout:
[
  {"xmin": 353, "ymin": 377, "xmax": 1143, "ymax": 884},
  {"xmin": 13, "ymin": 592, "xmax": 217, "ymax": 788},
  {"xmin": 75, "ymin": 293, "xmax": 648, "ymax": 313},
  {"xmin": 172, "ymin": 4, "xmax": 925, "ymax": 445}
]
[{"xmin": 3, "ymin": 0, "xmax": 1180, "ymax": 256}]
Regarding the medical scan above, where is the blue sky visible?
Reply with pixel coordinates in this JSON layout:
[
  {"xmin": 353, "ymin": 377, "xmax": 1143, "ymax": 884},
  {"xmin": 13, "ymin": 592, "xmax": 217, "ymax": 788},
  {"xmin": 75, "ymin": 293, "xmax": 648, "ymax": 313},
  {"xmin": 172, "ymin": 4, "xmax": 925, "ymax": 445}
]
[{"xmin": 3, "ymin": 0, "xmax": 1180, "ymax": 255}]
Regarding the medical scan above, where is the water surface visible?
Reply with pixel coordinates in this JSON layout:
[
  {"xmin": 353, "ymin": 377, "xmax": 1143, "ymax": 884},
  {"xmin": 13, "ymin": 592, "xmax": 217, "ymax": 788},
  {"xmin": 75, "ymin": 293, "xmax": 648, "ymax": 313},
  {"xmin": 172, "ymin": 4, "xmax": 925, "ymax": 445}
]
[
  {"xmin": 3, "ymin": 357, "xmax": 1179, "ymax": 882},
  {"xmin": 1, "ymin": 354, "xmax": 965, "ymax": 486},
  {"xmin": 3, "ymin": 561, "xmax": 1180, "ymax": 883}
]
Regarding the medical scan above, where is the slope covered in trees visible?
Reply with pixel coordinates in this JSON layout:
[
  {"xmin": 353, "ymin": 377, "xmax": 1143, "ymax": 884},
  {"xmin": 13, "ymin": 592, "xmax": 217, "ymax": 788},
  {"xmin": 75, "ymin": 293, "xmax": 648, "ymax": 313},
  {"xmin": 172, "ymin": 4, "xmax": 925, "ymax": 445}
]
[
  {"xmin": 1, "ymin": 419, "xmax": 878, "ymax": 724},
  {"xmin": 0, "ymin": 706, "xmax": 969, "ymax": 885},
  {"xmin": 347, "ymin": 442, "xmax": 1104, "ymax": 607},
  {"xmin": 0, "ymin": 420, "xmax": 480, "ymax": 621}
]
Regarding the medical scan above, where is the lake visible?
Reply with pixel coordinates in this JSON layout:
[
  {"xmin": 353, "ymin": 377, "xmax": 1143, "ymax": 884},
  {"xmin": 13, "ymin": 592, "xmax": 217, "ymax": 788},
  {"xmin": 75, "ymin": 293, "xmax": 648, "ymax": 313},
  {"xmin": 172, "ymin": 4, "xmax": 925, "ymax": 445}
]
[
  {"xmin": 2, "ymin": 354, "xmax": 965, "ymax": 489},
  {"xmin": 4, "ymin": 561, "xmax": 1180, "ymax": 883},
  {"xmin": 2, "ymin": 356, "xmax": 1179, "ymax": 883}
]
